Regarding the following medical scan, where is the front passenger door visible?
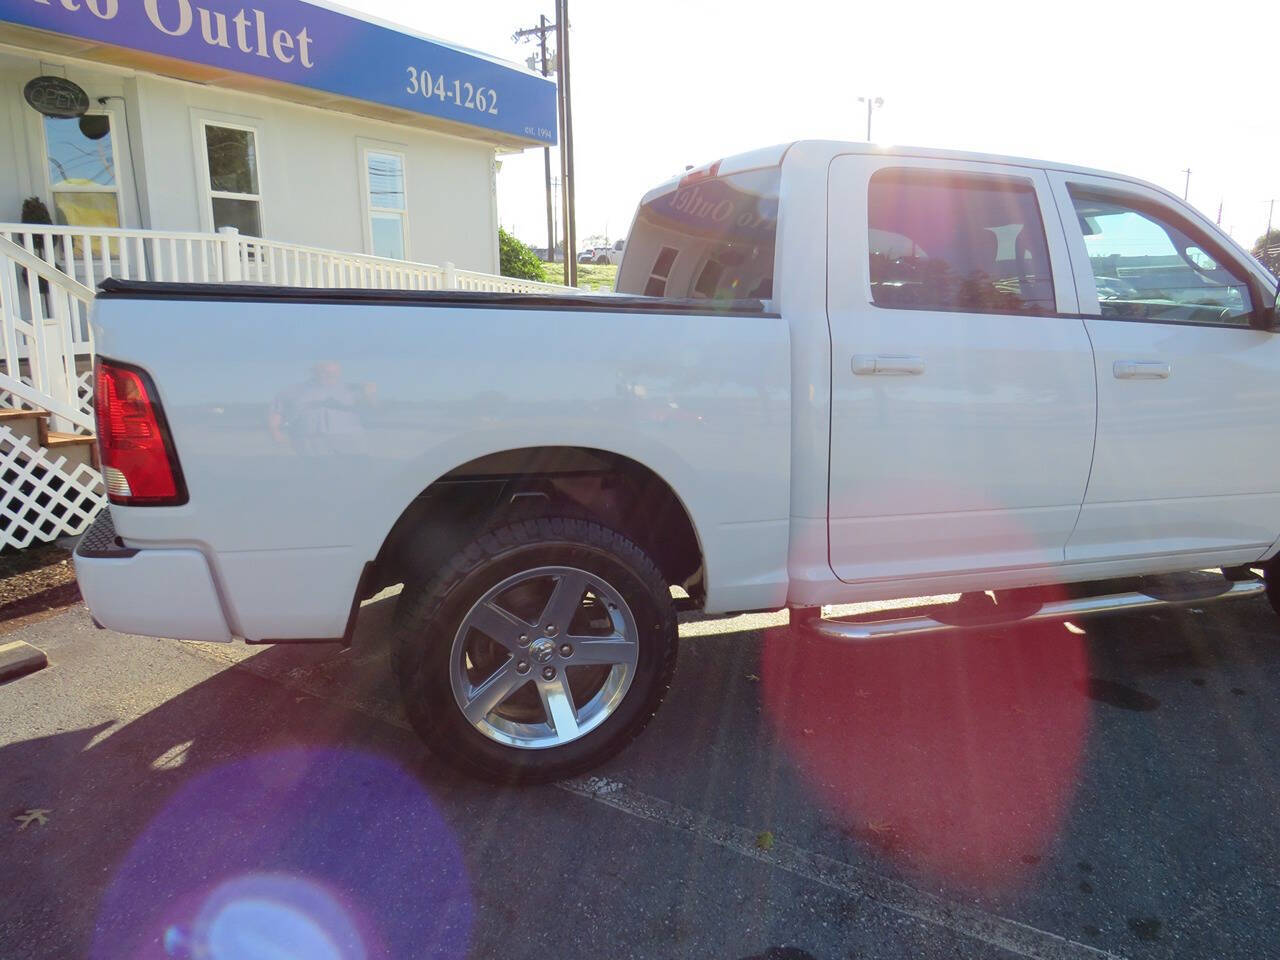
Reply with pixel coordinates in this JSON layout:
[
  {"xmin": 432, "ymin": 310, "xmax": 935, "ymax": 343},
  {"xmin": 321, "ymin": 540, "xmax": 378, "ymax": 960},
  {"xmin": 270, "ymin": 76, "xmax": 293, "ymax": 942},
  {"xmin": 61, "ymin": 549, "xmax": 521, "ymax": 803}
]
[{"xmin": 1049, "ymin": 172, "xmax": 1280, "ymax": 565}]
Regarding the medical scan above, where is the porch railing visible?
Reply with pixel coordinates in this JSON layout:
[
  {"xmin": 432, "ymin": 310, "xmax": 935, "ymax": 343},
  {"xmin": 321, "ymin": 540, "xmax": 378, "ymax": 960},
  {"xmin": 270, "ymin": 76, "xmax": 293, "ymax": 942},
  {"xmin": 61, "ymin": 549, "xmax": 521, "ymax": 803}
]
[
  {"xmin": 0, "ymin": 235, "xmax": 95, "ymax": 434},
  {"xmin": 0, "ymin": 223, "xmax": 579, "ymax": 296}
]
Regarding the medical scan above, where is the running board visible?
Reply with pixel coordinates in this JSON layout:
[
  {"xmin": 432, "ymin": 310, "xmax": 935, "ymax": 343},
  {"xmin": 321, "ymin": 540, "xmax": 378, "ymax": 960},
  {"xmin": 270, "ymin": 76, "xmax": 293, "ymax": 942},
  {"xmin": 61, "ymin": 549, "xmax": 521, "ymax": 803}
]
[{"xmin": 804, "ymin": 578, "xmax": 1266, "ymax": 643}]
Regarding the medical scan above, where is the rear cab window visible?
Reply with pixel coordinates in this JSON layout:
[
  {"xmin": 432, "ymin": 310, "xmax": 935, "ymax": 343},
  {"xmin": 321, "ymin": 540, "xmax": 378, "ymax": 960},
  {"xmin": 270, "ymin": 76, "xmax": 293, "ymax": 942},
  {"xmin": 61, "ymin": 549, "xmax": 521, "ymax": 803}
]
[{"xmin": 617, "ymin": 165, "xmax": 779, "ymax": 301}]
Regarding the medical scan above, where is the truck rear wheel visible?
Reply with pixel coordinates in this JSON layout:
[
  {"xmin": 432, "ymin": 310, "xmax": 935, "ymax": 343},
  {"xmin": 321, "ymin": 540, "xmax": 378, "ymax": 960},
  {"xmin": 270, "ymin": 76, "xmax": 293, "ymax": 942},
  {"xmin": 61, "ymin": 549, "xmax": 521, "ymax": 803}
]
[{"xmin": 391, "ymin": 515, "xmax": 678, "ymax": 783}]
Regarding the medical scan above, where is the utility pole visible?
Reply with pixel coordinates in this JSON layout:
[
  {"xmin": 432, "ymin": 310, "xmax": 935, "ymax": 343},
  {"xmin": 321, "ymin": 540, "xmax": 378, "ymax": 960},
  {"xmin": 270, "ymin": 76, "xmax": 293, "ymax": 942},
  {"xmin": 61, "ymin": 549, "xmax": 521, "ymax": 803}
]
[
  {"xmin": 1267, "ymin": 198, "xmax": 1275, "ymax": 246},
  {"xmin": 555, "ymin": 0, "xmax": 577, "ymax": 286},
  {"xmin": 1180, "ymin": 168, "xmax": 1191, "ymax": 201},
  {"xmin": 513, "ymin": 15, "xmax": 557, "ymax": 262},
  {"xmin": 857, "ymin": 96, "xmax": 884, "ymax": 141}
]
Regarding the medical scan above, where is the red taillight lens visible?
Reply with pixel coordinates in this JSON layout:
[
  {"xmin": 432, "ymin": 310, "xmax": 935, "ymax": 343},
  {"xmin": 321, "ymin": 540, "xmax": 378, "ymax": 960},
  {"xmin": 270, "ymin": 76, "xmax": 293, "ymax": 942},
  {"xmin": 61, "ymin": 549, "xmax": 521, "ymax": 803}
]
[{"xmin": 93, "ymin": 358, "xmax": 186, "ymax": 505}]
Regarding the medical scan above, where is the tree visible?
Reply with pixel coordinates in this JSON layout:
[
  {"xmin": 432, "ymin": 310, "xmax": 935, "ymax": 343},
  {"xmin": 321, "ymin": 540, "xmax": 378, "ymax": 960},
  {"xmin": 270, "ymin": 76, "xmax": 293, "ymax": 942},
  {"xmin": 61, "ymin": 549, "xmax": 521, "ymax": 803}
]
[
  {"xmin": 1253, "ymin": 230, "xmax": 1280, "ymax": 275},
  {"xmin": 498, "ymin": 227, "xmax": 545, "ymax": 281}
]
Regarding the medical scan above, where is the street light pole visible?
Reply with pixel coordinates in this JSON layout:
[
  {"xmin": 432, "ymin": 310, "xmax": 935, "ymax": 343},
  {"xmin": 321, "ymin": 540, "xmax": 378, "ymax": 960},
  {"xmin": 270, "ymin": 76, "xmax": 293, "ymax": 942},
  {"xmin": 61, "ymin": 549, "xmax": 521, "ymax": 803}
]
[
  {"xmin": 857, "ymin": 95, "xmax": 884, "ymax": 141},
  {"xmin": 1181, "ymin": 168, "xmax": 1191, "ymax": 201},
  {"xmin": 556, "ymin": 0, "xmax": 578, "ymax": 286}
]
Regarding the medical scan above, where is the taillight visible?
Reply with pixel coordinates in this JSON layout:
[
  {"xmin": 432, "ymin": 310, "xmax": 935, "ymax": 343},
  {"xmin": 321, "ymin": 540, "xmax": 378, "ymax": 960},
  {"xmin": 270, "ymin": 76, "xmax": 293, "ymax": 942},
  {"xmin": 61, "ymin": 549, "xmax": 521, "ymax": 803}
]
[{"xmin": 93, "ymin": 358, "xmax": 187, "ymax": 506}]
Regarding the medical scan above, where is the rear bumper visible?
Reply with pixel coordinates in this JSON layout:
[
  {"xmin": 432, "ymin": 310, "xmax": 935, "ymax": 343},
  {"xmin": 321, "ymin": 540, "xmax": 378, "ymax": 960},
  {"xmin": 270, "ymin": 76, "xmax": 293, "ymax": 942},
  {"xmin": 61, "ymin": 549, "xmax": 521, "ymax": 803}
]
[{"xmin": 74, "ymin": 509, "xmax": 233, "ymax": 642}]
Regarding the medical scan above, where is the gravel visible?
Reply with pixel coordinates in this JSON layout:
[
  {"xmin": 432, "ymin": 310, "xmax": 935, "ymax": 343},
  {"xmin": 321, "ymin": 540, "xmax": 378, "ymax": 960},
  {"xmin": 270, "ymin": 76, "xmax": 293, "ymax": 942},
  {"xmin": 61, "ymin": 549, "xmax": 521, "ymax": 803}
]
[{"xmin": 0, "ymin": 542, "xmax": 80, "ymax": 623}]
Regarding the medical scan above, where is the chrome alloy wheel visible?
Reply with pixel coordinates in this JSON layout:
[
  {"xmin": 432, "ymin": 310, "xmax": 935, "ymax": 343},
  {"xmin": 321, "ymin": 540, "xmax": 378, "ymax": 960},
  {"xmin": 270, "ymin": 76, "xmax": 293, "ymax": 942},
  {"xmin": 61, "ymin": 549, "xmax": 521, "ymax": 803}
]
[{"xmin": 448, "ymin": 565, "xmax": 640, "ymax": 749}]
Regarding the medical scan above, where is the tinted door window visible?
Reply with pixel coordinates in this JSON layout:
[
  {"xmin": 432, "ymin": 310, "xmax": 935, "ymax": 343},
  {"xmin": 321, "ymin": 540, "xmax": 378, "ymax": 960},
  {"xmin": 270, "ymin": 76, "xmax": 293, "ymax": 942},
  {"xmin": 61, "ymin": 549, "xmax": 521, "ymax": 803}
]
[
  {"xmin": 1067, "ymin": 189, "xmax": 1253, "ymax": 326},
  {"xmin": 868, "ymin": 170, "xmax": 1055, "ymax": 313}
]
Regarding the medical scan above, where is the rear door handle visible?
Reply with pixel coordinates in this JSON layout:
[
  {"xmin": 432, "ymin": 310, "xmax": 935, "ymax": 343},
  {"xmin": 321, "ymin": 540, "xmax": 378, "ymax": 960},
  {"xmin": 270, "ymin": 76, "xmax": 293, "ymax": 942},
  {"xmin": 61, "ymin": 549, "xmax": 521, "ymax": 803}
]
[
  {"xmin": 852, "ymin": 354, "xmax": 925, "ymax": 376},
  {"xmin": 1114, "ymin": 360, "xmax": 1171, "ymax": 380}
]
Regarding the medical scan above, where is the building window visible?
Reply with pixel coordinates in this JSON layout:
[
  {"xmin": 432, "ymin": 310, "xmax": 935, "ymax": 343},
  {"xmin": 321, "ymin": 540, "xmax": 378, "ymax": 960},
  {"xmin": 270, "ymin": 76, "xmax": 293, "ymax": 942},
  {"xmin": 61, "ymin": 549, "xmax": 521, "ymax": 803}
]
[
  {"xmin": 44, "ymin": 112, "xmax": 121, "ymax": 230},
  {"xmin": 364, "ymin": 149, "xmax": 407, "ymax": 260},
  {"xmin": 203, "ymin": 123, "xmax": 262, "ymax": 237}
]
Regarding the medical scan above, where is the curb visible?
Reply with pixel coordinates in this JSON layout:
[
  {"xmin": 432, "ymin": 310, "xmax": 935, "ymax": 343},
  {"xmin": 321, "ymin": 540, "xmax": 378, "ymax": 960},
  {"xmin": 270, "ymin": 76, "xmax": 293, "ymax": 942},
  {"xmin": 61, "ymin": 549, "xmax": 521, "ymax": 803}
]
[{"xmin": 0, "ymin": 639, "xmax": 49, "ymax": 683}]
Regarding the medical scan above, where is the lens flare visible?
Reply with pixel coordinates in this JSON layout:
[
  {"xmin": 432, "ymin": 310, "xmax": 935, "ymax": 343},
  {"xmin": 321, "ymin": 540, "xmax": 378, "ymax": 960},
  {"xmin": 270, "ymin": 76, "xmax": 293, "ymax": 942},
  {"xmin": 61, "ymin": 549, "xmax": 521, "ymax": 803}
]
[
  {"xmin": 763, "ymin": 598, "xmax": 1088, "ymax": 891},
  {"xmin": 92, "ymin": 747, "xmax": 471, "ymax": 958},
  {"xmin": 160, "ymin": 873, "xmax": 365, "ymax": 959}
]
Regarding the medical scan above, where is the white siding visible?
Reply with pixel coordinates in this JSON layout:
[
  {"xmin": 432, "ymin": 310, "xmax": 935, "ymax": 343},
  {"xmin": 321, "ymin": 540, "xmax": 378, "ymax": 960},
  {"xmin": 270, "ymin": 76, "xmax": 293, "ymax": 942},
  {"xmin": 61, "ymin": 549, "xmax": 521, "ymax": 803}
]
[{"xmin": 0, "ymin": 51, "xmax": 500, "ymax": 274}]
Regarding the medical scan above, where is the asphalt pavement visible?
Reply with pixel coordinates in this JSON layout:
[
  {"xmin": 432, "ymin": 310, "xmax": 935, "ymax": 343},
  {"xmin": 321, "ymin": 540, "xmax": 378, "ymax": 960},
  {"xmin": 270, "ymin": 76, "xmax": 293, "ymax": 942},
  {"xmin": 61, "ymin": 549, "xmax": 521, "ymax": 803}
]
[{"xmin": 1, "ymin": 591, "xmax": 1278, "ymax": 959}]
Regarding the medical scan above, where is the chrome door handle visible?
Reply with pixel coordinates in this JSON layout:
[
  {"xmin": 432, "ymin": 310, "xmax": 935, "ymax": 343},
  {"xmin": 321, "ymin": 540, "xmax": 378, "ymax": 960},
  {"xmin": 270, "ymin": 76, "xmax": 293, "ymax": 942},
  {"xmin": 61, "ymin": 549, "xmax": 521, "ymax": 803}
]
[
  {"xmin": 852, "ymin": 354, "xmax": 925, "ymax": 376},
  {"xmin": 1114, "ymin": 360, "xmax": 1171, "ymax": 380}
]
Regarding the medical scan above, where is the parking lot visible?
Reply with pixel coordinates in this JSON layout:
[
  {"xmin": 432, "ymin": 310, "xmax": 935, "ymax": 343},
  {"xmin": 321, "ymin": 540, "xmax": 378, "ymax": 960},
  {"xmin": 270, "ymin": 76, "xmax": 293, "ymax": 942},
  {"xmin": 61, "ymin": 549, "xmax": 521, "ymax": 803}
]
[{"xmin": 2, "ymin": 592, "xmax": 1278, "ymax": 959}]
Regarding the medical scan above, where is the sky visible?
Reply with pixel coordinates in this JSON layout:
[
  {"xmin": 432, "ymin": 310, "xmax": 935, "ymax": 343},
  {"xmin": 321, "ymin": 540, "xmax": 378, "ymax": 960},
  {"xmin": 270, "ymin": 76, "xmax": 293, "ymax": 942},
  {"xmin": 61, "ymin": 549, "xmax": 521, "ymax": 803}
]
[{"xmin": 352, "ymin": 0, "xmax": 1280, "ymax": 252}]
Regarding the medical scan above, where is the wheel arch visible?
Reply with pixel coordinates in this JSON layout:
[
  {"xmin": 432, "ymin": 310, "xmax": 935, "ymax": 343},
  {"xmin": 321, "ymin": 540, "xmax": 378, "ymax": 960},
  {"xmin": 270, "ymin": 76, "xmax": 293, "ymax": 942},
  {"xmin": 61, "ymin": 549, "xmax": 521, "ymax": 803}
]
[{"xmin": 368, "ymin": 445, "xmax": 708, "ymax": 605}]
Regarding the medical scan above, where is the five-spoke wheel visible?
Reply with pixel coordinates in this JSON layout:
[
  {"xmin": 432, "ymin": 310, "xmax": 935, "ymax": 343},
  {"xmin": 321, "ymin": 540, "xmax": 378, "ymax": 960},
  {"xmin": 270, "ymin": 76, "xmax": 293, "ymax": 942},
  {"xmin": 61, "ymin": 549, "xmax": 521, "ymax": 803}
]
[
  {"xmin": 451, "ymin": 565, "xmax": 640, "ymax": 748},
  {"xmin": 393, "ymin": 514, "xmax": 678, "ymax": 782}
]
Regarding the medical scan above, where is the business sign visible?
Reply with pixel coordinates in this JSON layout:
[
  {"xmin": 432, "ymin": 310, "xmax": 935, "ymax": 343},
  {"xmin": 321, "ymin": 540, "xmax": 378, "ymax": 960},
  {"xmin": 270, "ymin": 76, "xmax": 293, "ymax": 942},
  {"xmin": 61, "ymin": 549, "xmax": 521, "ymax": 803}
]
[
  {"xmin": 23, "ymin": 75, "xmax": 89, "ymax": 116},
  {"xmin": 5, "ymin": 0, "xmax": 557, "ymax": 144}
]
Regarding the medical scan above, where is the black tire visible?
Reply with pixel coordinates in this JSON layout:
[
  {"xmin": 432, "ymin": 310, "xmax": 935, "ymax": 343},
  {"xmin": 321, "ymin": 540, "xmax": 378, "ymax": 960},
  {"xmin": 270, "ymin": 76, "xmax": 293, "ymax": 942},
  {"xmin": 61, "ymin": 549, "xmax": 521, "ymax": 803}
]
[
  {"xmin": 391, "ymin": 515, "xmax": 678, "ymax": 783},
  {"xmin": 1264, "ymin": 557, "xmax": 1280, "ymax": 618}
]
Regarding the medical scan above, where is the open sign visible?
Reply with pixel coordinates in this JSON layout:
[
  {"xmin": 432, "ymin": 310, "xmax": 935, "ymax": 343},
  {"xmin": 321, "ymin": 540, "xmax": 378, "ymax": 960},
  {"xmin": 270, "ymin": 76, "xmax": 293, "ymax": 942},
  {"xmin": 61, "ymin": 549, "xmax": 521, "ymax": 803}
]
[{"xmin": 24, "ymin": 76, "xmax": 90, "ymax": 118}]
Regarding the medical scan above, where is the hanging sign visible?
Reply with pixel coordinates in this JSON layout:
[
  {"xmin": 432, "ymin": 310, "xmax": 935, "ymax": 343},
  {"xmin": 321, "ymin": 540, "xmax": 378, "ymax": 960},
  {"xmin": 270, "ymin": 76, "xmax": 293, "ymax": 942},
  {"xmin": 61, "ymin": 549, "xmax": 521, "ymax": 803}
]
[{"xmin": 23, "ymin": 76, "xmax": 89, "ymax": 118}]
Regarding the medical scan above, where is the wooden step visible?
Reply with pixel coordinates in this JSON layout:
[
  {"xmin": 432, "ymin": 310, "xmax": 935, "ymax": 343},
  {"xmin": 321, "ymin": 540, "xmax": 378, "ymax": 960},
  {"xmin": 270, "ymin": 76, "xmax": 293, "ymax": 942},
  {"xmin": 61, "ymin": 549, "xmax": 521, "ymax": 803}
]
[
  {"xmin": 35, "ymin": 419, "xmax": 98, "ymax": 470},
  {"xmin": 43, "ymin": 430, "xmax": 95, "ymax": 448},
  {"xmin": 0, "ymin": 407, "xmax": 49, "ymax": 421}
]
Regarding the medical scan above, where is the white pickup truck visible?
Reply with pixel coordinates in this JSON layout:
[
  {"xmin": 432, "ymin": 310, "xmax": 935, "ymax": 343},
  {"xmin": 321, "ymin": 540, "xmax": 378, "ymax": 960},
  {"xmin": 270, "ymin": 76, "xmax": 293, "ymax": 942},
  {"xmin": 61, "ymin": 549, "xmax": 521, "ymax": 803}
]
[{"xmin": 75, "ymin": 141, "xmax": 1280, "ymax": 782}]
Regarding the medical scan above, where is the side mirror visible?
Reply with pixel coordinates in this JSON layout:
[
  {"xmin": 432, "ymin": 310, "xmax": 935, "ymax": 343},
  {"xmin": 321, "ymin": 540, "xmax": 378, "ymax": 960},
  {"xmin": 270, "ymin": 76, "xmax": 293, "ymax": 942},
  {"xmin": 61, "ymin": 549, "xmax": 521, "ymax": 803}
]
[
  {"xmin": 1252, "ymin": 283, "xmax": 1280, "ymax": 331},
  {"xmin": 1250, "ymin": 304, "xmax": 1278, "ymax": 331}
]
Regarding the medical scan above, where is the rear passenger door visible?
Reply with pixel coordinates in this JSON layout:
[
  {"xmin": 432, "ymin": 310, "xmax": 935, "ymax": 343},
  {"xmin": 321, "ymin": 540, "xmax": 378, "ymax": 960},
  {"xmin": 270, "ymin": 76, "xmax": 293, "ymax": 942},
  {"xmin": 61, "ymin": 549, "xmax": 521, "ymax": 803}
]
[
  {"xmin": 1048, "ymin": 172, "xmax": 1280, "ymax": 565},
  {"xmin": 826, "ymin": 156, "xmax": 1096, "ymax": 584}
]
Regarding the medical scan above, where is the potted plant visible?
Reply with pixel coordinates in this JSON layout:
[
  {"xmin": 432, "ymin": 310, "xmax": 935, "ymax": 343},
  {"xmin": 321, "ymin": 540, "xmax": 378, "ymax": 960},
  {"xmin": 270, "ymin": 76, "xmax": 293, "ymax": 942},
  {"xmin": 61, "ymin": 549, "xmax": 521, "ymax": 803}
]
[{"xmin": 18, "ymin": 196, "xmax": 53, "ymax": 293}]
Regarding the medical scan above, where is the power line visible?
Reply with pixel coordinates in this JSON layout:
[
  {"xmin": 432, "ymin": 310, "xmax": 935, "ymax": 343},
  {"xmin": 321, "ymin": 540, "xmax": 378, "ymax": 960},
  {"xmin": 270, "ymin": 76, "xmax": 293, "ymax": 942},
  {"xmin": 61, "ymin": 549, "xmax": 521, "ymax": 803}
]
[{"xmin": 512, "ymin": 15, "xmax": 557, "ymax": 265}]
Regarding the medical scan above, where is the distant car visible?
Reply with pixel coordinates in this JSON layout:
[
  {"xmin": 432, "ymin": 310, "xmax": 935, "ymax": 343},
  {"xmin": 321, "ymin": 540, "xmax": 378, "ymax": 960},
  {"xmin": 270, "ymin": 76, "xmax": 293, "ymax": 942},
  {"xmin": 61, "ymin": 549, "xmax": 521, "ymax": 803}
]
[
  {"xmin": 577, "ymin": 249, "xmax": 595, "ymax": 263},
  {"xmin": 601, "ymin": 238, "xmax": 625, "ymax": 265}
]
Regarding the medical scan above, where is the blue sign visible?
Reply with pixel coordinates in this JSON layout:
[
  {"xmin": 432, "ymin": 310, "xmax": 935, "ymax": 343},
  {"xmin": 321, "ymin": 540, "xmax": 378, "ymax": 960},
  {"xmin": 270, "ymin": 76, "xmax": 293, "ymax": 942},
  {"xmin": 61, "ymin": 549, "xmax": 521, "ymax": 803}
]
[{"xmin": 3, "ymin": 0, "xmax": 558, "ymax": 145}]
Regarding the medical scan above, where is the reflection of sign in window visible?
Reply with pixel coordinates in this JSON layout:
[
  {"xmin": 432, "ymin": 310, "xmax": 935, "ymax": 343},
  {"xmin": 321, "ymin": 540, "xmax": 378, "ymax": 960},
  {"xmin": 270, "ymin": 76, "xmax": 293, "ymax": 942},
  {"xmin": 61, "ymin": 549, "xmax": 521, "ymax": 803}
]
[{"xmin": 619, "ymin": 167, "xmax": 780, "ymax": 302}]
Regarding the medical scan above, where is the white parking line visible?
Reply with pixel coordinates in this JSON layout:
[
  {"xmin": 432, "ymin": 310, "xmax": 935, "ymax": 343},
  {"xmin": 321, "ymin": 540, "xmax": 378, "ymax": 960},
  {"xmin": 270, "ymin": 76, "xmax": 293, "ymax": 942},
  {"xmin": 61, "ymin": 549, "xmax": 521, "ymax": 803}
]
[{"xmin": 559, "ymin": 775, "xmax": 1127, "ymax": 960}]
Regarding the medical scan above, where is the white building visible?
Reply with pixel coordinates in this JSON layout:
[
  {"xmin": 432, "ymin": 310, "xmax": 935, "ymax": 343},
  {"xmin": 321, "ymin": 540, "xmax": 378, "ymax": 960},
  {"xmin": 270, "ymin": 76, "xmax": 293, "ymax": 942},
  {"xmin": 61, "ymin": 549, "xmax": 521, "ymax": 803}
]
[
  {"xmin": 0, "ymin": 0, "xmax": 564, "ymax": 550},
  {"xmin": 0, "ymin": 0, "xmax": 557, "ymax": 273}
]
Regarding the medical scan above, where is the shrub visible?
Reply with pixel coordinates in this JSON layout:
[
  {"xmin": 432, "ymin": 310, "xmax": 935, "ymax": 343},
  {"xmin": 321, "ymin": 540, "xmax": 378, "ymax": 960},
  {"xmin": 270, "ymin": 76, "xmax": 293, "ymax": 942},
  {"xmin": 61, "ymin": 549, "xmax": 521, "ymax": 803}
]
[{"xmin": 498, "ymin": 227, "xmax": 545, "ymax": 281}]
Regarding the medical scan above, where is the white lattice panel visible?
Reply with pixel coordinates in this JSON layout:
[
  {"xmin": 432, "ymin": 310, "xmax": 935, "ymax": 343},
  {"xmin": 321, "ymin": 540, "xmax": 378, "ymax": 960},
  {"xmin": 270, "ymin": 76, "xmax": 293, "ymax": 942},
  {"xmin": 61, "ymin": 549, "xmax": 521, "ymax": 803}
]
[
  {"xmin": 77, "ymin": 369, "xmax": 94, "ymax": 420},
  {"xmin": 0, "ymin": 424, "xmax": 104, "ymax": 549}
]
